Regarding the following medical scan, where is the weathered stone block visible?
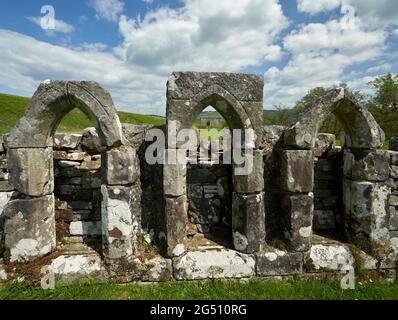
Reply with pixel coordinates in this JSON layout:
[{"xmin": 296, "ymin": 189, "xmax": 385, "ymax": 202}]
[
  {"xmin": 58, "ymin": 160, "xmax": 80, "ymax": 168},
  {"xmin": 389, "ymin": 151, "xmax": 398, "ymax": 165},
  {"xmin": 389, "ymin": 195, "xmax": 398, "ymax": 206},
  {"xmin": 104, "ymin": 146, "xmax": 138, "ymax": 185},
  {"xmin": 281, "ymin": 193, "xmax": 314, "ymax": 252},
  {"xmin": 164, "ymin": 156, "xmax": 186, "ymax": 197},
  {"xmin": 234, "ymin": 149, "xmax": 264, "ymax": 193},
  {"xmin": 256, "ymin": 249, "xmax": 303, "ymax": 276},
  {"xmin": 165, "ymin": 195, "xmax": 188, "ymax": 257},
  {"xmin": 81, "ymin": 127, "xmax": 105, "ymax": 154},
  {"xmin": 101, "ymin": 185, "xmax": 141, "ymax": 260},
  {"xmin": 67, "ymin": 152, "xmax": 86, "ymax": 161},
  {"xmin": 391, "ymin": 166, "xmax": 398, "ymax": 179},
  {"xmin": 280, "ymin": 150, "xmax": 314, "ymax": 193},
  {"xmin": 69, "ymin": 221, "xmax": 102, "ymax": 236},
  {"xmin": 167, "ymin": 72, "xmax": 264, "ymax": 102},
  {"xmin": 0, "ymin": 181, "xmax": 14, "ymax": 192},
  {"xmin": 80, "ymin": 155, "xmax": 101, "ymax": 171},
  {"xmin": 389, "ymin": 206, "xmax": 398, "ymax": 230},
  {"xmin": 142, "ymin": 257, "xmax": 173, "ymax": 282},
  {"xmin": 304, "ymin": 244, "xmax": 354, "ymax": 272},
  {"xmin": 53, "ymin": 150, "xmax": 67, "ymax": 160},
  {"xmin": 390, "ymin": 136, "xmax": 398, "ymax": 151},
  {"xmin": 343, "ymin": 180, "xmax": 390, "ymax": 251},
  {"xmin": 343, "ymin": 149, "xmax": 389, "ymax": 182},
  {"xmin": 232, "ymin": 192, "xmax": 265, "ymax": 253},
  {"xmin": 54, "ymin": 133, "xmax": 82, "ymax": 150},
  {"xmin": 48, "ymin": 254, "xmax": 107, "ymax": 284},
  {"xmin": 122, "ymin": 123, "xmax": 154, "ymax": 149},
  {"xmin": 313, "ymin": 210, "xmax": 336, "ymax": 230},
  {"xmin": 173, "ymin": 249, "xmax": 255, "ymax": 280},
  {"xmin": 4, "ymin": 195, "xmax": 55, "ymax": 262},
  {"xmin": 82, "ymin": 171, "xmax": 102, "ymax": 189},
  {"xmin": 187, "ymin": 184, "xmax": 203, "ymax": 198},
  {"xmin": 8, "ymin": 147, "xmax": 53, "ymax": 196},
  {"xmin": 314, "ymin": 133, "xmax": 336, "ymax": 157}
]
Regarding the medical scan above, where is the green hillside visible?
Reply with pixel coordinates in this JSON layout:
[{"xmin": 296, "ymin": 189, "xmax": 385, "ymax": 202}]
[{"xmin": 0, "ymin": 93, "xmax": 165, "ymax": 135}]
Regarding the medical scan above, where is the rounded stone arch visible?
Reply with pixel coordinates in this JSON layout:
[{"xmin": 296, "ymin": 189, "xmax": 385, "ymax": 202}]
[
  {"xmin": 283, "ymin": 87, "xmax": 385, "ymax": 149},
  {"xmin": 7, "ymin": 80, "xmax": 123, "ymax": 149},
  {"xmin": 4, "ymin": 81, "xmax": 139, "ymax": 265},
  {"xmin": 164, "ymin": 72, "xmax": 265, "ymax": 258}
]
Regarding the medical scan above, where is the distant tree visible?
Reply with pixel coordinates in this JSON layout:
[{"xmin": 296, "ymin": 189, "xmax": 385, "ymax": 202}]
[
  {"xmin": 368, "ymin": 73, "xmax": 398, "ymax": 140},
  {"xmin": 294, "ymin": 87, "xmax": 326, "ymax": 113},
  {"xmin": 369, "ymin": 73, "xmax": 398, "ymax": 110},
  {"xmin": 274, "ymin": 103, "xmax": 295, "ymax": 126}
]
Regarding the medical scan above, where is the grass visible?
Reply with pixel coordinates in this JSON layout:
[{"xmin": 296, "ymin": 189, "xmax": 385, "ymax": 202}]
[
  {"xmin": 0, "ymin": 93, "xmax": 165, "ymax": 135},
  {"xmin": 0, "ymin": 278, "xmax": 397, "ymax": 300}
]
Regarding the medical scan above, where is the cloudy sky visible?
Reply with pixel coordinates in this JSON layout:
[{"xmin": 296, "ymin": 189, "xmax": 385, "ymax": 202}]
[{"xmin": 0, "ymin": 0, "xmax": 397, "ymax": 115}]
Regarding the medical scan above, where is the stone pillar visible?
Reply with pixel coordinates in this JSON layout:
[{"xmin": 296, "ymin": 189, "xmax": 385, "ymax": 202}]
[
  {"xmin": 232, "ymin": 192, "xmax": 265, "ymax": 253},
  {"xmin": 4, "ymin": 195, "xmax": 56, "ymax": 262},
  {"xmin": 4, "ymin": 147, "xmax": 56, "ymax": 262},
  {"xmin": 232, "ymin": 149, "xmax": 265, "ymax": 253},
  {"xmin": 279, "ymin": 149, "xmax": 314, "ymax": 251},
  {"xmin": 7, "ymin": 148, "xmax": 54, "ymax": 196},
  {"xmin": 163, "ymin": 149, "xmax": 188, "ymax": 257},
  {"xmin": 343, "ymin": 149, "xmax": 390, "ymax": 252},
  {"xmin": 102, "ymin": 146, "xmax": 141, "ymax": 264}
]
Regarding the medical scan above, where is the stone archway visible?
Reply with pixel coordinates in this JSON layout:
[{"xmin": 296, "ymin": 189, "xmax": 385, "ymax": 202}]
[
  {"xmin": 279, "ymin": 87, "xmax": 389, "ymax": 253},
  {"xmin": 4, "ymin": 81, "xmax": 139, "ymax": 263},
  {"xmin": 163, "ymin": 72, "xmax": 265, "ymax": 257}
]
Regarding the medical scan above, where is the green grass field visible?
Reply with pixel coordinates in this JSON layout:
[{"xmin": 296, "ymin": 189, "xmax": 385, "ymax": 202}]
[
  {"xmin": 0, "ymin": 93, "xmax": 165, "ymax": 135},
  {"xmin": 0, "ymin": 278, "xmax": 397, "ymax": 300}
]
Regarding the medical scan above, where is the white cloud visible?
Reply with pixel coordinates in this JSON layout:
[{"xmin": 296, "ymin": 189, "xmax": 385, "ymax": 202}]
[
  {"xmin": 297, "ymin": 0, "xmax": 341, "ymax": 15},
  {"xmin": 90, "ymin": 0, "xmax": 124, "ymax": 22},
  {"xmin": 297, "ymin": 0, "xmax": 398, "ymax": 28},
  {"xmin": 76, "ymin": 42, "xmax": 108, "ymax": 52},
  {"xmin": 393, "ymin": 28, "xmax": 398, "ymax": 36},
  {"xmin": 0, "ymin": 29, "xmax": 164, "ymax": 114},
  {"xmin": 264, "ymin": 15, "xmax": 388, "ymax": 108},
  {"xmin": 117, "ymin": 0, "xmax": 288, "ymax": 74},
  {"xmin": 0, "ymin": 0, "xmax": 289, "ymax": 115},
  {"xmin": 343, "ymin": 0, "xmax": 398, "ymax": 28},
  {"xmin": 27, "ymin": 16, "xmax": 75, "ymax": 34},
  {"xmin": 142, "ymin": 0, "xmax": 154, "ymax": 3},
  {"xmin": 367, "ymin": 63, "xmax": 392, "ymax": 74}
]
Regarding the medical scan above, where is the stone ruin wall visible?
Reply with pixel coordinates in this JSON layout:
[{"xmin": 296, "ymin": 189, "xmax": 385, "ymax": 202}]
[{"xmin": 0, "ymin": 75, "xmax": 398, "ymax": 284}]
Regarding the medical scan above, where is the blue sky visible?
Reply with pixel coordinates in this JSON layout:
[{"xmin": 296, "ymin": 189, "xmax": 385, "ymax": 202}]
[{"xmin": 0, "ymin": 0, "xmax": 397, "ymax": 115}]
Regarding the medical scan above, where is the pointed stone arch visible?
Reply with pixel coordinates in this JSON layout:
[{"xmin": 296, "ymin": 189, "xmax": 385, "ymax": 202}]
[
  {"xmin": 163, "ymin": 72, "xmax": 265, "ymax": 257},
  {"xmin": 6, "ymin": 81, "xmax": 123, "ymax": 149},
  {"xmin": 278, "ymin": 87, "xmax": 388, "ymax": 253},
  {"xmin": 4, "ymin": 81, "xmax": 139, "ymax": 265},
  {"xmin": 283, "ymin": 88, "xmax": 384, "ymax": 149}
]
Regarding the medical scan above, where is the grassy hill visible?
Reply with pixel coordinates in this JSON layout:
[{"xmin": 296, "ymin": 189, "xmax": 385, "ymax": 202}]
[{"xmin": 0, "ymin": 93, "xmax": 165, "ymax": 135}]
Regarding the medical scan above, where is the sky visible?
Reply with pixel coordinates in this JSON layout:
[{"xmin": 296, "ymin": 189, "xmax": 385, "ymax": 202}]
[{"xmin": 0, "ymin": 0, "xmax": 397, "ymax": 115}]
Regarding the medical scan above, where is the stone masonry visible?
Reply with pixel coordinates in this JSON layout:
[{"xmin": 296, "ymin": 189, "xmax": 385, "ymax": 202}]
[{"xmin": 0, "ymin": 75, "xmax": 397, "ymax": 284}]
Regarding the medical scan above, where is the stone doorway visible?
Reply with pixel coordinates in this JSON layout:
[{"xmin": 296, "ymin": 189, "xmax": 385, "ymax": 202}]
[
  {"xmin": 279, "ymin": 88, "xmax": 389, "ymax": 254},
  {"xmin": 3, "ymin": 81, "xmax": 138, "ymax": 264},
  {"xmin": 163, "ymin": 72, "xmax": 266, "ymax": 258},
  {"xmin": 186, "ymin": 107, "xmax": 234, "ymax": 249}
]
